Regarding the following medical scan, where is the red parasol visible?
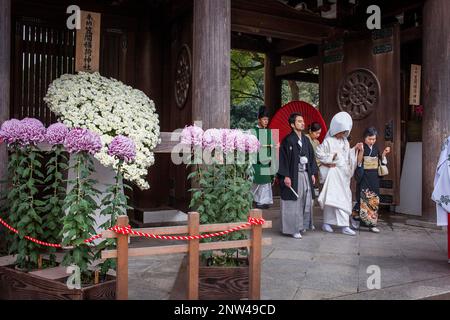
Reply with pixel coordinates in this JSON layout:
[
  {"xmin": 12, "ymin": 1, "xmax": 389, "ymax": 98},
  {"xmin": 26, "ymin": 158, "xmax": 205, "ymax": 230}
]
[{"xmin": 268, "ymin": 101, "xmax": 328, "ymax": 144}]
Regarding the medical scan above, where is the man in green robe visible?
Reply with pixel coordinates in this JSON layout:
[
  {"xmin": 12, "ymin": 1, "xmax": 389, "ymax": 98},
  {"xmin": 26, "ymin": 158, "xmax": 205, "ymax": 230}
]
[{"xmin": 252, "ymin": 106, "xmax": 275, "ymax": 209}]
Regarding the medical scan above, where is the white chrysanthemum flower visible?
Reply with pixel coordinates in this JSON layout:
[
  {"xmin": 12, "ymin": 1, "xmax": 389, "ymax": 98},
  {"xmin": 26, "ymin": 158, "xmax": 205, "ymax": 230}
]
[{"xmin": 44, "ymin": 72, "xmax": 160, "ymax": 190}]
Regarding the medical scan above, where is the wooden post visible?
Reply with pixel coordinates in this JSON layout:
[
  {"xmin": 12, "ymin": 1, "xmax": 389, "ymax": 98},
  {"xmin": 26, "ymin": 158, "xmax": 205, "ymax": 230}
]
[
  {"xmin": 0, "ymin": 0, "xmax": 10, "ymax": 196},
  {"xmin": 264, "ymin": 52, "xmax": 282, "ymax": 118},
  {"xmin": 116, "ymin": 215, "xmax": 129, "ymax": 300},
  {"xmin": 422, "ymin": 0, "xmax": 450, "ymax": 220},
  {"xmin": 187, "ymin": 212, "xmax": 199, "ymax": 300},
  {"xmin": 192, "ymin": 0, "xmax": 231, "ymax": 129},
  {"xmin": 249, "ymin": 209, "xmax": 263, "ymax": 300}
]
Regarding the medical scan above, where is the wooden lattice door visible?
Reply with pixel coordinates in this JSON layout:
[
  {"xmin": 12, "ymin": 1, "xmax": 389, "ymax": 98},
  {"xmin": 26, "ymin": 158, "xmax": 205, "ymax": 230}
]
[{"xmin": 11, "ymin": 17, "xmax": 75, "ymax": 126}]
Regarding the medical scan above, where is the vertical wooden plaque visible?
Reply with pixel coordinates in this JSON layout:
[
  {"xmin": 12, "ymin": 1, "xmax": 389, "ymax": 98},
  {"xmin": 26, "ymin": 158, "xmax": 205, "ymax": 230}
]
[
  {"xmin": 409, "ymin": 64, "xmax": 422, "ymax": 106},
  {"xmin": 75, "ymin": 11, "xmax": 101, "ymax": 72}
]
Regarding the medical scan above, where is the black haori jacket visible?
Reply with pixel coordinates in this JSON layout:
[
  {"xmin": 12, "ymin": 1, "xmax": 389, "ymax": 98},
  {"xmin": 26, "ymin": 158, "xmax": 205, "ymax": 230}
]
[{"xmin": 277, "ymin": 131, "xmax": 319, "ymax": 201}]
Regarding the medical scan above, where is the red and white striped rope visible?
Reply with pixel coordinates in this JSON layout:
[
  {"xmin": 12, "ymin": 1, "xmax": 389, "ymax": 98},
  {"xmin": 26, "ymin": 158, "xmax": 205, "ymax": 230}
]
[
  {"xmin": 0, "ymin": 217, "xmax": 62, "ymax": 248},
  {"xmin": 0, "ymin": 216, "xmax": 265, "ymax": 247},
  {"xmin": 85, "ymin": 217, "xmax": 265, "ymax": 243}
]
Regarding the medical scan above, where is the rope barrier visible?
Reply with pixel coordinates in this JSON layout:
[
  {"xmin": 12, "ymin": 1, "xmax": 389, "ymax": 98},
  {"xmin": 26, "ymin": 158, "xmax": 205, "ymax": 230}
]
[
  {"xmin": 0, "ymin": 216, "xmax": 266, "ymax": 248},
  {"xmin": 0, "ymin": 217, "xmax": 62, "ymax": 248}
]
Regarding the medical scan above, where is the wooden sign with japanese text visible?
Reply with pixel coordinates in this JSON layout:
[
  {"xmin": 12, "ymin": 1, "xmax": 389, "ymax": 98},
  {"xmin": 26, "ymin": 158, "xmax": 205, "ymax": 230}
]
[
  {"xmin": 409, "ymin": 64, "xmax": 421, "ymax": 106},
  {"xmin": 75, "ymin": 11, "xmax": 101, "ymax": 72}
]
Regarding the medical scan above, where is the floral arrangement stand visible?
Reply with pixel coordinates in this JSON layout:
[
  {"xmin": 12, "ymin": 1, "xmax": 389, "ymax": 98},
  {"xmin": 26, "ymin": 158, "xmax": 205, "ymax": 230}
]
[{"xmin": 0, "ymin": 255, "xmax": 115, "ymax": 300}]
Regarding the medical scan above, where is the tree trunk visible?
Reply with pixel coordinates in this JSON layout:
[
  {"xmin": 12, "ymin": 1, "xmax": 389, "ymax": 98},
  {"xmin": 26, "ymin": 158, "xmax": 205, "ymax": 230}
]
[{"xmin": 287, "ymin": 80, "xmax": 300, "ymax": 101}]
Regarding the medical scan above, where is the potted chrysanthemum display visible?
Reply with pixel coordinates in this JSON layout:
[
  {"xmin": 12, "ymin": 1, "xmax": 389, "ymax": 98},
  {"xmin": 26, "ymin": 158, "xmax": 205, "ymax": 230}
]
[
  {"xmin": 61, "ymin": 128, "xmax": 103, "ymax": 283},
  {"xmin": 96, "ymin": 135, "xmax": 136, "ymax": 279},
  {"xmin": 172, "ymin": 125, "xmax": 260, "ymax": 299},
  {"xmin": 44, "ymin": 71, "xmax": 160, "ymax": 190},
  {"xmin": 0, "ymin": 120, "xmax": 117, "ymax": 299},
  {"xmin": 43, "ymin": 123, "xmax": 69, "ymax": 265},
  {"xmin": 44, "ymin": 71, "xmax": 160, "ymax": 263},
  {"xmin": 0, "ymin": 118, "xmax": 48, "ymax": 271}
]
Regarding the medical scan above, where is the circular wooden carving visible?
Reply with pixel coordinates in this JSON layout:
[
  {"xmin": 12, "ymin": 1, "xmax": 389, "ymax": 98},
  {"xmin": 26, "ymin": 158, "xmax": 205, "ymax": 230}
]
[
  {"xmin": 337, "ymin": 69, "xmax": 380, "ymax": 120},
  {"xmin": 175, "ymin": 44, "xmax": 191, "ymax": 109}
]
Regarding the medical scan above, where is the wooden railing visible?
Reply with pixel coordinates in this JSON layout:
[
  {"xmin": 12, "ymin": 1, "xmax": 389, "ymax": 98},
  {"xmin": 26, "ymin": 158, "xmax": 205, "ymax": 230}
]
[{"xmin": 100, "ymin": 209, "xmax": 272, "ymax": 300}]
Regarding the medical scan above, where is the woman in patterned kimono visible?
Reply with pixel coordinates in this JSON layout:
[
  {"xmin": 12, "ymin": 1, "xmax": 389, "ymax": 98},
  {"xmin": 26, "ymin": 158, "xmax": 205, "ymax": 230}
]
[{"xmin": 351, "ymin": 127, "xmax": 391, "ymax": 233}]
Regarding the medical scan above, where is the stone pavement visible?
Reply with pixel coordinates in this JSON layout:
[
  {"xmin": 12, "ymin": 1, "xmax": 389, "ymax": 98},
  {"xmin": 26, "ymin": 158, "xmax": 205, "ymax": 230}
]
[{"xmin": 128, "ymin": 199, "xmax": 450, "ymax": 300}]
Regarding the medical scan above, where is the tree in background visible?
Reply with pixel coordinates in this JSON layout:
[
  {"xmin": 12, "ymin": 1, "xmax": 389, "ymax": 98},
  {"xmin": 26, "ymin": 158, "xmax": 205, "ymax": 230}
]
[
  {"xmin": 282, "ymin": 80, "xmax": 319, "ymax": 107},
  {"xmin": 231, "ymin": 50, "xmax": 319, "ymax": 130},
  {"xmin": 231, "ymin": 50, "xmax": 264, "ymax": 130}
]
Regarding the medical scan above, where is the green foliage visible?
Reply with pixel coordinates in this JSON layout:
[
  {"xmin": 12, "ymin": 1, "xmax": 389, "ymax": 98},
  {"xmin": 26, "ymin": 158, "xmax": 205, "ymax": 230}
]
[
  {"xmin": 0, "ymin": 178, "xmax": 9, "ymax": 255},
  {"xmin": 95, "ymin": 160, "xmax": 132, "ymax": 277},
  {"xmin": 230, "ymin": 50, "xmax": 320, "ymax": 130},
  {"xmin": 231, "ymin": 102, "xmax": 259, "ymax": 130},
  {"xmin": 12, "ymin": 146, "xmax": 47, "ymax": 271},
  {"xmin": 231, "ymin": 50, "xmax": 265, "ymax": 106},
  {"xmin": 4, "ymin": 149, "xmax": 21, "ymax": 255},
  {"xmin": 188, "ymin": 152, "xmax": 254, "ymax": 266},
  {"xmin": 231, "ymin": 50, "xmax": 264, "ymax": 130},
  {"xmin": 42, "ymin": 145, "xmax": 68, "ymax": 266},
  {"xmin": 282, "ymin": 80, "xmax": 320, "ymax": 107},
  {"xmin": 61, "ymin": 152, "xmax": 100, "ymax": 279}
]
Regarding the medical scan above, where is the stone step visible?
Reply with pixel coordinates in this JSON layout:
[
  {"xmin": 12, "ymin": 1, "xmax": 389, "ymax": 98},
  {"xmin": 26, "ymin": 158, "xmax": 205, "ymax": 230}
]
[{"xmin": 133, "ymin": 207, "xmax": 188, "ymax": 225}]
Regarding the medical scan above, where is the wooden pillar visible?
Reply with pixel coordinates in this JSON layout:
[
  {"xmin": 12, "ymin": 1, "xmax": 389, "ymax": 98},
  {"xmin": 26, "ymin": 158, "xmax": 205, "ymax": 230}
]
[
  {"xmin": 192, "ymin": 0, "xmax": 231, "ymax": 129},
  {"xmin": 422, "ymin": 0, "xmax": 450, "ymax": 220},
  {"xmin": 0, "ymin": 0, "xmax": 11, "ymax": 191},
  {"xmin": 264, "ymin": 52, "xmax": 282, "ymax": 117}
]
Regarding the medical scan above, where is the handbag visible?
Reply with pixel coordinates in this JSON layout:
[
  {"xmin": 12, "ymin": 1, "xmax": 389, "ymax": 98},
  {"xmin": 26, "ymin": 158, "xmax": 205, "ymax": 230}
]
[{"xmin": 378, "ymin": 160, "xmax": 389, "ymax": 177}]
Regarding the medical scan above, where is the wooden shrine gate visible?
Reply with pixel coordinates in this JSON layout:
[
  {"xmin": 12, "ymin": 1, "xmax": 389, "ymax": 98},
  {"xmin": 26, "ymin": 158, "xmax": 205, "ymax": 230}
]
[
  {"xmin": 320, "ymin": 25, "xmax": 402, "ymax": 206},
  {"xmin": 100, "ymin": 209, "xmax": 272, "ymax": 300}
]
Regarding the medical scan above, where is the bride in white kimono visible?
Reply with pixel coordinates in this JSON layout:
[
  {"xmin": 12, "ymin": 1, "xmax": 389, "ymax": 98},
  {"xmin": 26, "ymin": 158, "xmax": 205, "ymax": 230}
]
[{"xmin": 316, "ymin": 112, "xmax": 363, "ymax": 236}]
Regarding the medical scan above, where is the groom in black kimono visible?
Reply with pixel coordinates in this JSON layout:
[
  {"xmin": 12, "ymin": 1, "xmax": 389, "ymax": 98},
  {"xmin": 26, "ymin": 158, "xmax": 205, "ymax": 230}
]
[{"xmin": 277, "ymin": 113, "xmax": 318, "ymax": 239}]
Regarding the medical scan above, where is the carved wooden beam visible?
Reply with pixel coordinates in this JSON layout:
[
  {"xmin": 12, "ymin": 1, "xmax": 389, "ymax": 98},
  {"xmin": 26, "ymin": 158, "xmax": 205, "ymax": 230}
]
[
  {"xmin": 231, "ymin": 8, "xmax": 332, "ymax": 43},
  {"xmin": 274, "ymin": 40, "xmax": 308, "ymax": 54},
  {"xmin": 279, "ymin": 72, "xmax": 319, "ymax": 83}
]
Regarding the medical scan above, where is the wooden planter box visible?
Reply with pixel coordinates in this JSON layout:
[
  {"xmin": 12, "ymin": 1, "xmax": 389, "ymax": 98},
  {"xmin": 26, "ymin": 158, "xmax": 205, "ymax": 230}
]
[
  {"xmin": 0, "ymin": 256, "xmax": 116, "ymax": 300},
  {"xmin": 171, "ymin": 256, "xmax": 249, "ymax": 300}
]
